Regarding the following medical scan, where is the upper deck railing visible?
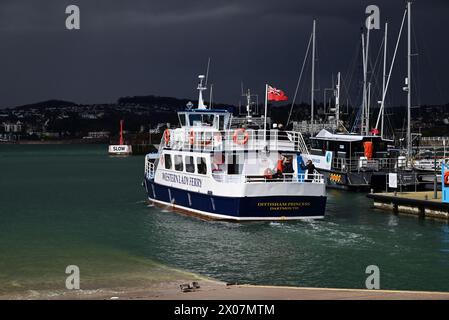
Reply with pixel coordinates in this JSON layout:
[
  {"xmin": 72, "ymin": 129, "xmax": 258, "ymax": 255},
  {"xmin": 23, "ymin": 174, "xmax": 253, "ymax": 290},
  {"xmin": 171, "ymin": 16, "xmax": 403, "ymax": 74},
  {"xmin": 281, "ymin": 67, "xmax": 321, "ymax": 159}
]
[
  {"xmin": 161, "ymin": 128, "xmax": 310, "ymax": 154},
  {"xmin": 212, "ymin": 172, "xmax": 324, "ymax": 184}
]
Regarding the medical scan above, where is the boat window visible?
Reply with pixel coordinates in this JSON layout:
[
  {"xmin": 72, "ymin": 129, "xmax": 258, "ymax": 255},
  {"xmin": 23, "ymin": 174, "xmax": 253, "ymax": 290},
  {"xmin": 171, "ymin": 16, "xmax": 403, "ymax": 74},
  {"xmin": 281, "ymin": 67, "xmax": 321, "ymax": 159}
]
[
  {"xmin": 203, "ymin": 114, "xmax": 214, "ymax": 127},
  {"xmin": 189, "ymin": 114, "xmax": 202, "ymax": 126},
  {"xmin": 218, "ymin": 115, "xmax": 225, "ymax": 130},
  {"xmin": 164, "ymin": 154, "xmax": 172, "ymax": 170},
  {"xmin": 197, "ymin": 157, "xmax": 207, "ymax": 175},
  {"xmin": 178, "ymin": 114, "xmax": 186, "ymax": 126},
  {"xmin": 310, "ymin": 139, "xmax": 322, "ymax": 150},
  {"xmin": 185, "ymin": 156, "xmax": 195, "ymax": 173},
  {"xmin": 174, "ymin": 155, "xmax": 183, "ymax": 171}
]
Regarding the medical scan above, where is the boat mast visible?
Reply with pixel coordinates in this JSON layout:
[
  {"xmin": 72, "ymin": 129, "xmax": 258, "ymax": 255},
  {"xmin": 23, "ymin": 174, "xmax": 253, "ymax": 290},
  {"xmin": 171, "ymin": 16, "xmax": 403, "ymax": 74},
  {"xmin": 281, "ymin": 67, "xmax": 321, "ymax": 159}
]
[
  {"xmin": 311, "ymin": 19, "xmax": 316, "ymax": 129},
  {"xmin": 209, "ymin": 84, "xmax": 214, "ymax": 109},
  {"xmin": 367, "ymin": 82, "xmax": 371, "ymax": 133},
  {"xmin": 365, "ymin": 23, "xmax": 371, "ymax": 136},
  {"xmin": 361, "ymin": 33, "xmax": 366, "ymax": 135},
  {"xmin": 335, "ymin": 72, "xmax": 341, "ymax": 129},
  {"xmin": 374, "ymin": 8, "xmax": 407, "ymax": 132},
  {"xmin": 381, "ymin": 21, "xmax": 388, "ymax": 139},
  {"xmin": 406, "ymin": 1, "xmax": 412, "ymax": 157},
  {"xmin": 246, "ymin": 89, "xmax": 252, "ymax": 118}
]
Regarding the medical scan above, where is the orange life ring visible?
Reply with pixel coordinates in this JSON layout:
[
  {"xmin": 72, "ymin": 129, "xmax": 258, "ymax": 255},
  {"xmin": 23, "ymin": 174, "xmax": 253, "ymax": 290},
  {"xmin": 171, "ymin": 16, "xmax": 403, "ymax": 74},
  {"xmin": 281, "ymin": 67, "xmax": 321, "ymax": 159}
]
[
  {"xmin": 189, "ymin": 129, "xmax": 195, "ymax": 145},
  {"xmin": 444, "ymin": 171, "xmax": 449, "ymax": 186},
  {"xmin": 233, "ymin": 128, "xmax": 249, "ymax": 145},
  {"xmin": 163, "ymin": 129, "xmax": 170, "ymax": 146}
]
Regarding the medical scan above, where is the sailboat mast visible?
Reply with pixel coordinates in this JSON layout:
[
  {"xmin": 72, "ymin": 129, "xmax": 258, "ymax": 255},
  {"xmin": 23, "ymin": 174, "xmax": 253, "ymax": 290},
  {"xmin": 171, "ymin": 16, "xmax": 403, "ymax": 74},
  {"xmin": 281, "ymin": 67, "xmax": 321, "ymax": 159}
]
[
  {"xmin": 407, "ymin": 1, "xmax": 412, "ymax": 157},
  {"xmin": 336, "ymin": 72, "xmax": 341, "ymax": 127},
  {"xmin": 311, "ymin": 20, "xmax": 316, "ymax": 127},
  {"xmin": 381, "ymin": 21, "xmax": 388, "ymax": 139},
  {"xmin": 367, "ymin": 82, "xmax": 371, "ymax": 133},
  {"xmin": 364, "ymin": 23, "xmax": 371, "ymax": 135},
  {"xmin": 361, "ymin": 33, "xmax": 367, "ymax": 135}
]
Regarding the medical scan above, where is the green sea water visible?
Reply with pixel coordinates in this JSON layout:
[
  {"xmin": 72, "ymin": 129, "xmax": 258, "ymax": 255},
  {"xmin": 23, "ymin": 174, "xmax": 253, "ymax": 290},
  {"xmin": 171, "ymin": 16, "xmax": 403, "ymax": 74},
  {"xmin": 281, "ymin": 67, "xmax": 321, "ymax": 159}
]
[{"xmin": 1, "ymin": 144, "xmax": 449, "ymax": 295}]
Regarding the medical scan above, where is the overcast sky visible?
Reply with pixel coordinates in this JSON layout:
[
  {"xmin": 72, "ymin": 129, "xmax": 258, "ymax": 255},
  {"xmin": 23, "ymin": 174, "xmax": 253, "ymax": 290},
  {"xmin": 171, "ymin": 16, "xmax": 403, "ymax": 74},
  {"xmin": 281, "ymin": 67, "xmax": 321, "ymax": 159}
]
[{"xmin": 0, "ymin": 0, "xmax": 447, "ymax": 108}]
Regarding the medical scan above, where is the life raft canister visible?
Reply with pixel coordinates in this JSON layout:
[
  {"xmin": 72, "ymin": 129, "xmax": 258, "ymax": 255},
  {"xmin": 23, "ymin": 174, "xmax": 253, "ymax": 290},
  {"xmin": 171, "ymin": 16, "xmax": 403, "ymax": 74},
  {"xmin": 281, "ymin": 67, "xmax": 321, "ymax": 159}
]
[
  {"xmin": 163, "ymin": 129, "xmax": 170, "ymax": 146},
  {"xmin": 444, "ymin": 171, "xmax": 449, "ymax": 186},
  {"xmin": 363, "ymin": 141, "xmax": 373, "ymax": 160},
  {"xmin": 233, "ymin": 128, "xmax": 249, "ymax": 145}
]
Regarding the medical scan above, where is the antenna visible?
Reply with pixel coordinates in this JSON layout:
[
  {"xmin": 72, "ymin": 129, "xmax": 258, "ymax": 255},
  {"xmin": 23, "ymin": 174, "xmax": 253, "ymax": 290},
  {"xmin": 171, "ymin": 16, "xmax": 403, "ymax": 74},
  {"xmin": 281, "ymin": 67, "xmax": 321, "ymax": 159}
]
[{"xmin": 246, "ymin": 89, "xmax": 252, "ymax": 118}]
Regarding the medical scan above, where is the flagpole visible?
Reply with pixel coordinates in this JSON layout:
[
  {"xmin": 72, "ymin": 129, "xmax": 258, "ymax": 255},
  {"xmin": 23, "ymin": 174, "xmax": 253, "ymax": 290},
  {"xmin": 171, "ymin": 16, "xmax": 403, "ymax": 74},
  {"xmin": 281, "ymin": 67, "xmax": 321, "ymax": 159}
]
[{"xmin": 264, "ymin": 84, "xmax": 268, "ymax": 147}]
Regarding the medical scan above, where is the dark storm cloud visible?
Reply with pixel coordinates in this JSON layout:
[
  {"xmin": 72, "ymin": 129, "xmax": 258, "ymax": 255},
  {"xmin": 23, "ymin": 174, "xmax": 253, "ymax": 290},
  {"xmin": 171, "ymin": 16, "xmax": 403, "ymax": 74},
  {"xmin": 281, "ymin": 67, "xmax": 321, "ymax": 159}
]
[{"xmin": 0, "ymin": 0, "xmax": 448, "ymax": 107}]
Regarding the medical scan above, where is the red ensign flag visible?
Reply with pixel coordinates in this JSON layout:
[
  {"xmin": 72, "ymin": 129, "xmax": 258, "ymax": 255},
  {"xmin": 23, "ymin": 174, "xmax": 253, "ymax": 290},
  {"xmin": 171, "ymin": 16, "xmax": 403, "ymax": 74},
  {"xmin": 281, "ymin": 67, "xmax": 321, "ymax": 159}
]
[{"xmin": 267, "ymin": 85, "xmax": 288, "ymax": 101}]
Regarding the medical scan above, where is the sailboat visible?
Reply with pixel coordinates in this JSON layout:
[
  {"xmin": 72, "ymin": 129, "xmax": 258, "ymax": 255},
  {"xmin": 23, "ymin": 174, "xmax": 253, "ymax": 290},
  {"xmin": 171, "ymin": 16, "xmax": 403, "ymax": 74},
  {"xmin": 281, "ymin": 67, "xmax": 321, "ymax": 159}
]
[{"xmin": 302, "ymin": 2, "xmax": 420, "ymax": 190}]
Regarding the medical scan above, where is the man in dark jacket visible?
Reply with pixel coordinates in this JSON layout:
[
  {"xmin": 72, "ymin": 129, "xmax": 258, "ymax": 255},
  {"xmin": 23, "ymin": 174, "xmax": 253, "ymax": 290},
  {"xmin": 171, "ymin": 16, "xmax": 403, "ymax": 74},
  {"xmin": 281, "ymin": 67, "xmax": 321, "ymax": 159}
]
[{"xmin": 301, "ymin": 160, "xmax": 316, "ymax": 182}]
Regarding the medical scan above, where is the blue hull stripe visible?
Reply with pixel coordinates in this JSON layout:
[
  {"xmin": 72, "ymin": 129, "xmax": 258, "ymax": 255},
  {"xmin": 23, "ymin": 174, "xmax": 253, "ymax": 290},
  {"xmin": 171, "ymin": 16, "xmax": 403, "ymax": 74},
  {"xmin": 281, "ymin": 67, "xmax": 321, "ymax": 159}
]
[{"xmin": 145, "ymin": 178, "xmax": 326, "ymax": 219}]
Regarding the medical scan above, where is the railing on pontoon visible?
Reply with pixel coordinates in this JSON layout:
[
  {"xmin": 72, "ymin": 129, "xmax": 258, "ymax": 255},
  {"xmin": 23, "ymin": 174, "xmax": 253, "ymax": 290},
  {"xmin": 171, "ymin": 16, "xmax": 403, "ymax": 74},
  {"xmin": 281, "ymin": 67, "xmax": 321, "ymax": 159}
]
[{"xmin": 331, "ymin": 157, "xmax": 410, "ymax": 172}]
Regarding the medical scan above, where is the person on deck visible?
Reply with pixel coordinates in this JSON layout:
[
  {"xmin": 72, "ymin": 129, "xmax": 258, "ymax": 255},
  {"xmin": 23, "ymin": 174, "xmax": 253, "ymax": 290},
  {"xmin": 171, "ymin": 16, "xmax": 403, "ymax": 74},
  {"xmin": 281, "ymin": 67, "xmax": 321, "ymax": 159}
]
[
  {"xmin": 275, "ymin": 158, "xmax": 284, "ymax": 179},
  {"xmin": 301, "ymin": 160, "xmax": 316, "ymax": 182},
  {"xmin": 274, "ymin": 155, "xmax": 294, "ymax": 180},
  {"xmin": 282, "ymin": 156, "xmax": 294, "ymax": 181}
]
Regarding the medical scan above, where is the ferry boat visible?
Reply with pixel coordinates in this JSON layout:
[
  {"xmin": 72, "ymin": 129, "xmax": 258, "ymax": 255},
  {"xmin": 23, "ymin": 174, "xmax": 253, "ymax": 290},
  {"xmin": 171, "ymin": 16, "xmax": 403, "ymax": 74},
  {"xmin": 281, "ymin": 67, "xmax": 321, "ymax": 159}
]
[
  {"xmin": 108, "ymin": 120, "xmax": 132, "ymax": 156},
  {"xmin": 142, "ymin": 76, "xmax": 327, "ymax": 221}
]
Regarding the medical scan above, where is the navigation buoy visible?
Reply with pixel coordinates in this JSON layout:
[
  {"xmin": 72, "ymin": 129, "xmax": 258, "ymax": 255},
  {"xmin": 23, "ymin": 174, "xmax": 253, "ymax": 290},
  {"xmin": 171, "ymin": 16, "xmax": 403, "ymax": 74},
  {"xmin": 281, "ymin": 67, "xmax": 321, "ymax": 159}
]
[{"xmin": 108, "ymin": 119, "xmax": 132, "ymax": 155}]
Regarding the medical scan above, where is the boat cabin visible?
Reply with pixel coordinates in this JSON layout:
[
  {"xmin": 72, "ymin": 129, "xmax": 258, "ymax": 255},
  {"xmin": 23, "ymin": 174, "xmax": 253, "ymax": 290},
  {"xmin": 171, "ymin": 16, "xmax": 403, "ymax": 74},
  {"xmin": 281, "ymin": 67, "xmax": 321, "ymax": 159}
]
[
  {"xmin": 310, "ymin": 129, "xmax": 390, "ymax": 160},
  {"xmin": 177, "ymin": 109, "xmax": 232, "ymax": 131}
]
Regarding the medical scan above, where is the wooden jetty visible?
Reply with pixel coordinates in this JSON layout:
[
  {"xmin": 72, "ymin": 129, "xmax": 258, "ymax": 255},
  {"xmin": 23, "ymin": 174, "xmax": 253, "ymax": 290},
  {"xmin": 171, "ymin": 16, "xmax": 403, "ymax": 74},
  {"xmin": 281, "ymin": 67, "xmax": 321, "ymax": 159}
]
[{"xmin": 367, "ymin": 191, "xmax": 449, "ymax": 220}]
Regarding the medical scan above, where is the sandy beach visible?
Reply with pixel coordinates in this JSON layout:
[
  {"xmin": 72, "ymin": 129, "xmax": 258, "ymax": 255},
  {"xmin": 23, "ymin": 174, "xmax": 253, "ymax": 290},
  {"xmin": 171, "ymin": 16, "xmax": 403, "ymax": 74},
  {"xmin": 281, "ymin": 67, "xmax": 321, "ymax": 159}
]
[{"xmin": 3, "ymin": 278, "xmax": 449, "ymax": 300}]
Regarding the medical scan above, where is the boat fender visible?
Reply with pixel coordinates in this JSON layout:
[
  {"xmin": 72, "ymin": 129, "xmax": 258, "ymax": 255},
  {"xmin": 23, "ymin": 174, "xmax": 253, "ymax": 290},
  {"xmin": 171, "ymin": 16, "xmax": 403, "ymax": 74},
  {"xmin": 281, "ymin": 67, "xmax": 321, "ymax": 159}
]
[
  {"xmin": 444, "ymin": 171, "xmax": 449, "ymax": 186},
  {"xmin": 163, "ymin": 129, "xmax": 170, "ymax": 146}
]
